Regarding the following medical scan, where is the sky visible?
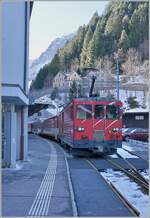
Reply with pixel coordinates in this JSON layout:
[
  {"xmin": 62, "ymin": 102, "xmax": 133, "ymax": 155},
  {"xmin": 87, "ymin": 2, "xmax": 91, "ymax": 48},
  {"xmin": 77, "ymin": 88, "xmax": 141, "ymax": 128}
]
[{"xmin": 29, "ymin": 1, "xmax": 109, "ymax": 60}]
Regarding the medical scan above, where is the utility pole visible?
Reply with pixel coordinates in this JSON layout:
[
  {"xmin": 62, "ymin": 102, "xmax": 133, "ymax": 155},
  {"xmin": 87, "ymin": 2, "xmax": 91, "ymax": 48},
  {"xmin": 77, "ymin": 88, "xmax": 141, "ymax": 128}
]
[
  {"xmin": 114, "ymin": 53, "xmax": 119, "ymax": 101},
  {"xmin": 116, "ymin": 58, "xmax": 119, "ymax": 101}
]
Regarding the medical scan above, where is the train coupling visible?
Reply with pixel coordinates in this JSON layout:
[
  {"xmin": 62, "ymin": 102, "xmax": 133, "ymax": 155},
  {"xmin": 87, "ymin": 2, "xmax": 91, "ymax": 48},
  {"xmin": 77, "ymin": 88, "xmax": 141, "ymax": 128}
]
[{"xmin": 91, "ymin": 146, "xmax": 104, "ymax": 153}]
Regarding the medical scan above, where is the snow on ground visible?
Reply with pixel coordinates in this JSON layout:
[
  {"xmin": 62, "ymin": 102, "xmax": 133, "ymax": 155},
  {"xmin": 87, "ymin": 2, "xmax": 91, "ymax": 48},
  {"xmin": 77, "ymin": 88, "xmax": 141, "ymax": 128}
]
[
  {"xmin": 117, "ymin": 148, "xmax": 138, "ymax": 158},
  {"xmin": 3, "ymin": 161, "xmax": 24, "ymax": 170},
  {"xmin": 122, "ymin": 142, "xmax": 134, "ymax": 151},
  {"xmin": 125, "ymin": 107, "xmax": 149, "ymax": 113},
  {"xmin": 119, "ymin": 89, "xmax": 149, "ymax": 110},
  {"xmin": 140, "ymin": 170, "xmax": 149, "ymax": 181},
  {"xmin": 34, "ymin": 94, "xmax": 52, "ymax": 104},
  {"xmin": 101, "ymin": 170, "xmax": 149, "ymax": 217},
  {"xmin": 125, "ymin": 75, "xmax": 145, "ymax": 85},
  {"xmin": 108, "ymin": 154, "xmax": 118, "ymax": 158},
  {"xmin": 123, "ymin": 140, "xmax": 148, "ymax": 152}
]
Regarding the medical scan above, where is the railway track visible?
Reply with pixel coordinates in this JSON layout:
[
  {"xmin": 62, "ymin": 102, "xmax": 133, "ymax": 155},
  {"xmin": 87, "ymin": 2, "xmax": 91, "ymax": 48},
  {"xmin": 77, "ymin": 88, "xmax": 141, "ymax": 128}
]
[
  {"xmin": 87, "ymin": 159, "xmax": 140, "ymax": 217},
  {"xmin": 122, "ymin": 147, "xmax": 148, "ymax": 162},
  {"xmin": 106, "ymin": 154, "xmax": 149, "ymax": 194}
]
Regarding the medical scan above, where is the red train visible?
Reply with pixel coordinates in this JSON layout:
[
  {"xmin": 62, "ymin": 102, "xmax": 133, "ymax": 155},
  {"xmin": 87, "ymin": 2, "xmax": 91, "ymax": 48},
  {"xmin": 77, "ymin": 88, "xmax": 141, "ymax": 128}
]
[{"xmin": 36, "ymin": 98, "xmax": 123, "ymax": 155}]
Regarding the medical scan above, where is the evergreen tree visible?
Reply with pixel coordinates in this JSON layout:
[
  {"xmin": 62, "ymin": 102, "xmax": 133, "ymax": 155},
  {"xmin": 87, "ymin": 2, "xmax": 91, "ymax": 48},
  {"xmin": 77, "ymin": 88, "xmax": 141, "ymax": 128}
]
[
  {"xmin": 129, "ymin": 3, "xmax": 148, "ymax": 48},
  {"xmin": 105, "ymin": 14, "xmax": 122, "ymax": 39},
  {"xmin": 119, "ymin": 30, "xmax": 130, "ymax": 51},
  {"xmin": 127, "ymin": 96, "xmax": 139, "ymax": 109},
  {"xmin": 80, "ymin": 26, "xmax": 94, "ymax": 68},
  {"xmin": 69, "ymin": 81, "xmax": 78, "ymax": 101},
  {"xmin": 86, "ymin": 37, "xmax": 95, "ymax": 68},
  {"xmin": 92, "ymin": 18, "xmax": 105, "ymax": 57},
  {"xmin": 88, "ymin": 11, "xmax": 99, "ymax": 32},
  {"xmin": 30, "ymin": 2, "xmax": 149, "ymax": 92}
]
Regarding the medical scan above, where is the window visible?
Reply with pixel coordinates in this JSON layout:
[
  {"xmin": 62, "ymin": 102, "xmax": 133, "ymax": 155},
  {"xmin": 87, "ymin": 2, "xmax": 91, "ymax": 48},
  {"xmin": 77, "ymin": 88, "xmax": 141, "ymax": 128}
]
[
  {"xmin": 106, "ymin": 105, "xmax": 118, "ymax": 119},
  {"xmin": 95, "ymin": 105, "xmax": 104, "ymax": 119},
  {"xmin": 135, "ymin": 116, "xmax": 144, "ymax": 120},
  {"xmin": 76, "ymin": 104, "xmax": 92, "ymax": 120},
  {"xmin": 70, "ymin": 104, "xmax": 73, "ymax": 120}
]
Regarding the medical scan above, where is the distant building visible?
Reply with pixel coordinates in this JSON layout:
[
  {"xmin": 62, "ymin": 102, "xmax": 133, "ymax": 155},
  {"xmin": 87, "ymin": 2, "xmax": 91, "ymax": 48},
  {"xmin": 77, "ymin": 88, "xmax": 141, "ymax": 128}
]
[
  {"xmin": 65, "ymin": 71, "xmax": 81, "ymax": 88},
  {"xmin": 123, "ymin": 108, "xmax": 149, "ymax": 129},
  {"xmin": 53, "ymin": 71, "xmax": 81, "ymax": 89},
  {"xmin": 1, "ymin": 2, "xmax": 33, "ymax": 167},
  {"xmin": 53, "ymin": 72, "xmax": 65, "ymax": 88}
]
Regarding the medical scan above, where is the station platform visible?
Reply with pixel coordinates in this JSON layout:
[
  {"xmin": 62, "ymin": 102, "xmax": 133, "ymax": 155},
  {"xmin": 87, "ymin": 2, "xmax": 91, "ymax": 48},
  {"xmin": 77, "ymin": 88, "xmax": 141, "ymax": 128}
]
[
  {"xmin": 2, "ymin": 134, "xmax": 73, "ymax": 216},
  {"xmin": 2, "ymin": 134, "xmax": 136, "ymax": 217}
]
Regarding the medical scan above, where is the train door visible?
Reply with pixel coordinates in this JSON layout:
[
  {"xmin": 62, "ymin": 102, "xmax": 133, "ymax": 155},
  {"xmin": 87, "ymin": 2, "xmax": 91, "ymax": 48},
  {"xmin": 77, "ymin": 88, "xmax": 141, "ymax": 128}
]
[{"xmin": 93, "ymin": 104, "xmax": 105, "ymax": 142}]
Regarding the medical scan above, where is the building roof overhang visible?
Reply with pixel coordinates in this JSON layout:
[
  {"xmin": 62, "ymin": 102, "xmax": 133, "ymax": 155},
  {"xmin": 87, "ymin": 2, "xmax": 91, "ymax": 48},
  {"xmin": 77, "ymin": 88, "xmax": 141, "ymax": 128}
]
[{"xmin": 2, "ymin": 85, "xmax": 28, "ymax": 105}]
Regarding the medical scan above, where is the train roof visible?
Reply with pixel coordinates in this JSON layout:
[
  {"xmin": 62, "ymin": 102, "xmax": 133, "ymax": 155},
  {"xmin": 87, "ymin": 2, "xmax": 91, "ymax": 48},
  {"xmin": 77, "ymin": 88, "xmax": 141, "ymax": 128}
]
[
  {"xmin": 73, "ymin": 97, "xmax": 122, "ymax": 102},
  {"xmin": 59, "ymin": 97, "xmax": 122, "ymax": 114}
]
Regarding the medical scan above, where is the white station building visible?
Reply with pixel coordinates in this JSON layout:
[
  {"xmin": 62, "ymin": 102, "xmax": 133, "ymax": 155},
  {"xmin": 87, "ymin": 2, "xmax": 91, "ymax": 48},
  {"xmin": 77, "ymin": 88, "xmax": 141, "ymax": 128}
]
[{"xmin": 1, "ymin": 1, "xmax": 33, "ymax": 167}]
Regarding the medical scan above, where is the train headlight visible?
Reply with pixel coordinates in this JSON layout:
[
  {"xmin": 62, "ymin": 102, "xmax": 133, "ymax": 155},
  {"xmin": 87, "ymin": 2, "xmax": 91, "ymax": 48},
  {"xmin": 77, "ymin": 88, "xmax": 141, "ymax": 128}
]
[
  {"xmin": 78, "ymin": 127, "xmax": 85, "ymax": 132},
  {"xmin": 113, "ymin": 128, "xmax": 119, "ymax": 132}
]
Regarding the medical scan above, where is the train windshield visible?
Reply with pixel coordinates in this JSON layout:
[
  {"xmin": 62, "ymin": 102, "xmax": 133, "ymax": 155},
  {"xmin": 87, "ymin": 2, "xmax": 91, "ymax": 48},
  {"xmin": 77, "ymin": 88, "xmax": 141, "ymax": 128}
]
[
  {"xmin": 95, "ymin": 105, "xmax": 104, "ymax": 119},
  {"xmin": 76, "ymin": 104, "xmax": 92, "ymax": 119},
  {"xmin": 106, "ymin": 105, "xmax": 119, "ymax": 119}
]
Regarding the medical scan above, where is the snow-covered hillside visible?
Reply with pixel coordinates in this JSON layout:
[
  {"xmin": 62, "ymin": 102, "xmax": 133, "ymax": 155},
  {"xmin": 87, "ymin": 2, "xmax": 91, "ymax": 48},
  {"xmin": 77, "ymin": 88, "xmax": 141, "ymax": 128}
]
[{"xmin": 29, "ymin": 33, "xmax": 74, "ymax": 87}]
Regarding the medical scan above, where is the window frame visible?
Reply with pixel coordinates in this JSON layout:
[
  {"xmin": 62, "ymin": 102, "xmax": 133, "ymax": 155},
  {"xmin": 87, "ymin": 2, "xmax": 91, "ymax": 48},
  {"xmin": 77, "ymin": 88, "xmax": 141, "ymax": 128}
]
[
  {"xmin": 106, "ymin": 105, "xmax": 119, "ymax": 120},
  {"xmin": 76, "ymin": 104, "xmax": 92, "ymax": 120},
  {"xmin": 94, "ymin": 105, "xmax": 105, "ymax": 119}
]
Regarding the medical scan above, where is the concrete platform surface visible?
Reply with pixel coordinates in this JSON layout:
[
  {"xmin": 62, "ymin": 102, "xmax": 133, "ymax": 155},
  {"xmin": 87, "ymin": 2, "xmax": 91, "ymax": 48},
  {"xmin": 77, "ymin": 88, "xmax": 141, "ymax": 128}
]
[
  {"xmin": 68, "ymin": 158, "xmax": 133, "ymax": 216},
  {"xmin": 2, "ymin": 134, "xmax": 73, "ymax": 217}
]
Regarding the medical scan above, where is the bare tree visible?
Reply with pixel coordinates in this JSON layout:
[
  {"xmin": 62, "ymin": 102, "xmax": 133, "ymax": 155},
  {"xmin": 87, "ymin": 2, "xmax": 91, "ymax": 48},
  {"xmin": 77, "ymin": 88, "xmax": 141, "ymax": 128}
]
[
  {"xmin": 121, "ymin": 48, "xmax": 141, "ymax": 79},
  {"xmin": 95, "ymin": 56, "xmax": 114, "ymax": 80},
  {"xmin": 70, "ymin": 58, "xmax": 80, "ymax": 72}
]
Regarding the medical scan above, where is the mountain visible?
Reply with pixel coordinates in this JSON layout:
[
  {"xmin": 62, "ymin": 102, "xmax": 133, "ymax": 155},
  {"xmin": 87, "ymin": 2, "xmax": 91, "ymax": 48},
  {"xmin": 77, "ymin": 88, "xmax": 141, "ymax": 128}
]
[
  {"xmin": 31, "ymin": 1, "xmax": 148, "ymax": 91},
  {"xmin": 29, "ymin": 33, "xmax": 74, "ymax": 87}
]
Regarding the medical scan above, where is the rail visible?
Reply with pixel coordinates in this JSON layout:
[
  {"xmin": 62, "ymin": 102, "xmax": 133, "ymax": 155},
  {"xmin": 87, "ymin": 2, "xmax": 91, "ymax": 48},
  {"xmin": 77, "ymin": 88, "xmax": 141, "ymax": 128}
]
[
  {"xmin": 87, "ymin": 159, "xmax": 140, "ymax": 217},
  {"xmin": 122, "ymin": 147, "xmax": 148, "ymax": 162},
  {"xmin": 106, "ymin": 157, "xmax": 149, "ymax": 194}
]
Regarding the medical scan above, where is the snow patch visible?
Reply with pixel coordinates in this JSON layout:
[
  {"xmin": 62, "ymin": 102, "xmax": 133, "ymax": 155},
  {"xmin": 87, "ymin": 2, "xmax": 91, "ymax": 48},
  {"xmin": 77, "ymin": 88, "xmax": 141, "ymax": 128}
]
[
  {"xmin": 122, "ymin": 143, "xmax": 134, "ymax": 151},
  {"xmin": 140, "ymin": 170, "xmax": 149, "ymax": 181},
  {"xmin": 101, "ymin": 170, "xmax": 149, "ymax": 217},
  {"xmin": 117, "ymin": 148, "xmax": 138, "ymax": 158}
]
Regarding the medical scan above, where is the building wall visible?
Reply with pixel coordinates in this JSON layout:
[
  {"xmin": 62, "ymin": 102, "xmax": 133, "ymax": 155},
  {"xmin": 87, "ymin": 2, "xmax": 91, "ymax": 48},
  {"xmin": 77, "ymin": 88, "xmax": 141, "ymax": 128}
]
[
  {"xmin": 123, "ymin": 112, "xmax": 149, "ymax": 128},
  {"xmin": 68, "ymin": 72, "xmax": 81, "ymax": 81},
  {"xmin": 53, "ymin": 71, "xmax": 81, "ymax": 89},
  {"xmin": 1, "ymin": 2, "xmax": 31, "ymax": 167},
  {"xmin": 2, "ymin": 2, "xmax": 26, "ymax": 90},
  {"xmin": 53, "ymin": 72, "xmax": 65, "ymax": 88}
]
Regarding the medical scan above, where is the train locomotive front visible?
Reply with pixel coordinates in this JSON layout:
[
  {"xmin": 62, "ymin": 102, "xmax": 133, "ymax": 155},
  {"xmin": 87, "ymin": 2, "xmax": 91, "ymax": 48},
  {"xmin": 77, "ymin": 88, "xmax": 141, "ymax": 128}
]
[{"xmin": 59, "ymin": 98, "xmax": 123, "ymax": 155}]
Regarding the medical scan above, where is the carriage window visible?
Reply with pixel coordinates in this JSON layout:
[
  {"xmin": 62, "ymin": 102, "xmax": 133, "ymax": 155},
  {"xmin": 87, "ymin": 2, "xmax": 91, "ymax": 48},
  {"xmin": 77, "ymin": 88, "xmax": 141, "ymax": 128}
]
[
  {"xmin": 106, "ymin": 105, "xmax": 118, "ymax": 119},
  {"xmin": 76, "ymin": 104, "xmax": 92, "ymax": 119},
  {"xmin": 70, "ymin": 104, "xmax": 73, "ymax": 120},
  {"xmin": 95, "ymin": 105, "xmax": 104, "ymax": 119}
]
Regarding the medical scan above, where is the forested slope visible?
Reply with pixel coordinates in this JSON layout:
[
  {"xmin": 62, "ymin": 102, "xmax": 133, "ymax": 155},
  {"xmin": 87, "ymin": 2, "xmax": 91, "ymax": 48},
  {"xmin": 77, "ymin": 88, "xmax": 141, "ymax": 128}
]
[{"xmin": 31, "ymin": 1, "xmax": 149, "ymax": 90}]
